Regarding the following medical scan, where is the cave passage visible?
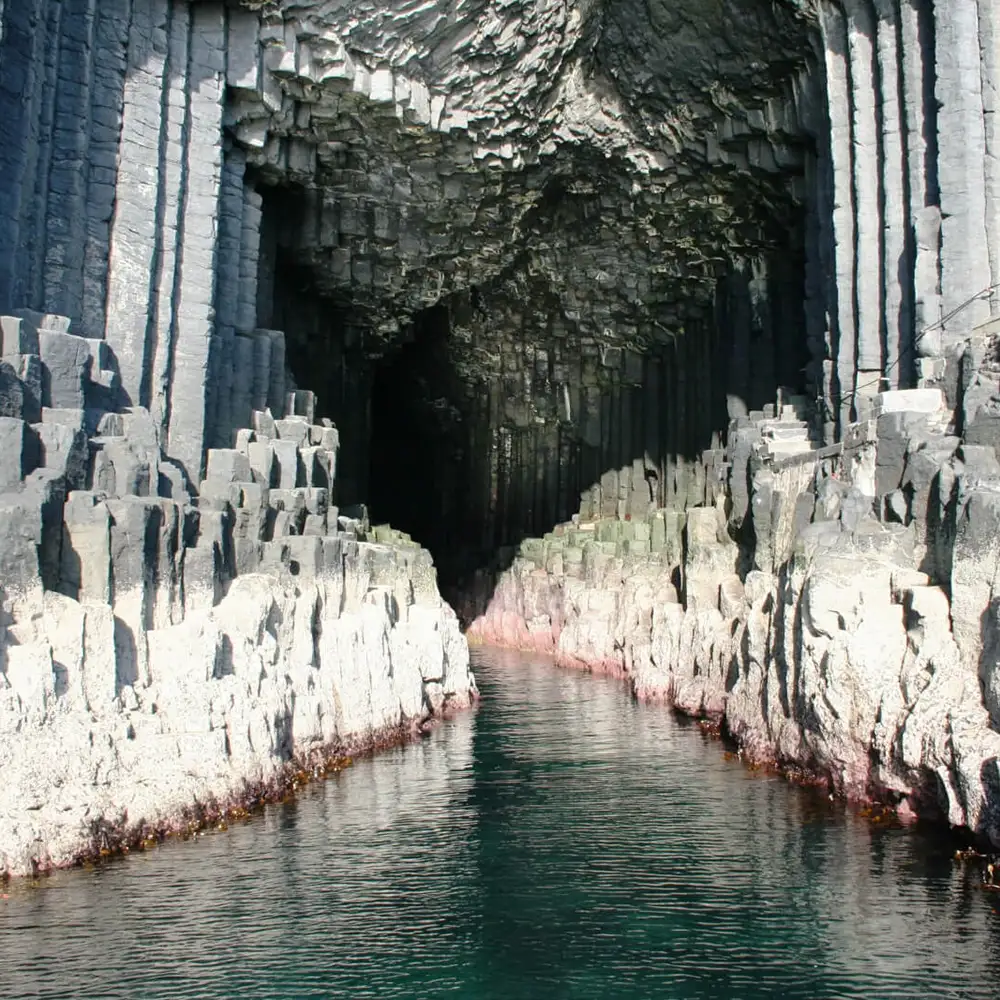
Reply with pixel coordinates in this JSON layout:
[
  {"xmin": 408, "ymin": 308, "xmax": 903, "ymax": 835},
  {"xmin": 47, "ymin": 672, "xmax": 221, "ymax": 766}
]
[
  {"xmin": 368, "ymin": 305, "xmax": 475, "ymax": 588},
  {"xmin": 264, "ymin": 173, "xmax": 812, "ymax": 602},
  {"xmin": 360, "ymin": 257, "xmax": 809, "ymax": 600}
]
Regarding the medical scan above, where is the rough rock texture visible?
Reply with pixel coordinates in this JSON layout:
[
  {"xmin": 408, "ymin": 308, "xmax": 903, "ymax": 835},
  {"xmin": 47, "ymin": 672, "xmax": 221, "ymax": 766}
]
[
  {"xmin": 0, "ymin": 0, "xmax": 812, "ymax": 548},
  {"xmin": 1, "ymin": 0, "xmax": 996, "ymax": 566},
  {"xmin": 469, "ymin": 385, "xmax": 1000, "ymax": 844},
  {"xmin": 2, "ymin": 0, "xmax": 1000, "ymax": 861},
  {"xmin": 0, "ymin": 310, "xmax": 474, "ymax": 878}
]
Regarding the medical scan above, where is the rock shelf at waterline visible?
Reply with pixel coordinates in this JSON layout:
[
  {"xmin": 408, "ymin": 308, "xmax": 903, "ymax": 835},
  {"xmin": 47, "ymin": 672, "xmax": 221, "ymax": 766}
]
[{"xmin": 467, "ymin": 414, "xmax": 1000, "ymax": 842}]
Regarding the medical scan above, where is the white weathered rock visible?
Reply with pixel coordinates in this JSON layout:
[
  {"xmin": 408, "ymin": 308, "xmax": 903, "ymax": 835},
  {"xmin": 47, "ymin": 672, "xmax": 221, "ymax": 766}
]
[
  {"xmin": 0, "ymin": 559, "xmax": 473, "ymax": 876},
  {"xmin": 0, "ymin": 294, "xmax": 475, "ymax": 876}
]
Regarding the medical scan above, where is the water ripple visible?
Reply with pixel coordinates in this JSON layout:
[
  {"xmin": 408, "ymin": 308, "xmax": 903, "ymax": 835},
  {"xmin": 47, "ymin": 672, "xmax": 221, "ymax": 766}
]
[{"xmin": 1, "ymin": 647, "xmax": 998, "ymax": 999}]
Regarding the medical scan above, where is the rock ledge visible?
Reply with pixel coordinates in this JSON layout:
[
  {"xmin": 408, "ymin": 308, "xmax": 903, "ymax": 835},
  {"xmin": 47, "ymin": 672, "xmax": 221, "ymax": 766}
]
[
  {"xmin": 0, "ymin": 310, "xmax": 476, "ymax": 879},
  {"xmin": 469, "ymin": 386, "xmax": 1000, "ymax": 846}
]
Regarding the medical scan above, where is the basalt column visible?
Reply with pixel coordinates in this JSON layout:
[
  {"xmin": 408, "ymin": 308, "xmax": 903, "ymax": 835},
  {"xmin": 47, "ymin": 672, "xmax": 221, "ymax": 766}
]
[
  {"xmin": 0, "ymin": 0, "xmax": 129, "ymax": 320},
  {"xmin": 810, "ymin": 0, "xmax": 1000, "ymax": 415},
  {"xmin": 103, "ymin": 0, "xmax": 229, "ymax": 483},
  {"xmin": 819, "ymin": 1, "xmax": 859, "ymax": 432},
  {"xmin": 980, "ymin": 0, "xmax": 1000, "ymax": 314},
  {"xmin": 0, "ymin": 0, "xmax": 291, "ymax": 486},
  {"xmin": 359, "ymin": 234, "xmax": 807, "ymax": 596},
  {"xmin": 899, "ymin": 0, "xmax": 942, "ymax": 360},
  {"xmin": 844, "ymin": 0, "xmax": 883, "ymax": 407},
  {"xmin": 934, "ymin": 0, "xmax": 992, "ymax": 339},
  {"xmin": 873, "ymin": 0, "xmax": 910, "ymax": 390},
  {"xmin": 0, "ymin": 0, "xmax": 829, "ymax": 531}
]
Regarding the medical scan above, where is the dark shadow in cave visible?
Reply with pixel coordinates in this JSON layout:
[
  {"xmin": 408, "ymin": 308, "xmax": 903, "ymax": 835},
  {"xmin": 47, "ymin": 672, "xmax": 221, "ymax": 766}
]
[
  {"xmin": 368, "ymin": 304, "xmax": 475, "ymax": 589},
  {"xmin": 259, "ymin": 181, "xmax": 812, "ymax": 626},
  {"xmin": 363, "ymin": 267, "xmax": 810, "ymax": 622},
  {"xmin": 258, "ymin": 179, "xmax": 375, "ymax": 503}
]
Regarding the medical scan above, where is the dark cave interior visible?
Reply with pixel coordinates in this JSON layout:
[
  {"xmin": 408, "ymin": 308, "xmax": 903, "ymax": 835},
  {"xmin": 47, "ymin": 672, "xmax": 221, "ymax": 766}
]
[
  {"xmin": 367, "ymin": 304, "xmax": 476, "ymax": 588},
  {"xmin": 259, "ymin": 178, "xmax": 811, "ymax": 599}
]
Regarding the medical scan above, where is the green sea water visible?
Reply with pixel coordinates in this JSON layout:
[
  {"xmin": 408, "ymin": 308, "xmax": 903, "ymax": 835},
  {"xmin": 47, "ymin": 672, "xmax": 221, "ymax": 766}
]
[{"xmin": 1, "ymin": 647, "xmax": 998, "ymax": 999}]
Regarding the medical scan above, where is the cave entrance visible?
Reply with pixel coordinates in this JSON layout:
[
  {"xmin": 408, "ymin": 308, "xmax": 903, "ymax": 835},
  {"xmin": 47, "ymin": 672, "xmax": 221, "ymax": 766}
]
[
  {"xmin": 368, "ymin": 304, "xmax": 474, "ymax": 590},
  {"xmin": 261, "ymin": 168, "xmax": 812, "ymax": 613}
]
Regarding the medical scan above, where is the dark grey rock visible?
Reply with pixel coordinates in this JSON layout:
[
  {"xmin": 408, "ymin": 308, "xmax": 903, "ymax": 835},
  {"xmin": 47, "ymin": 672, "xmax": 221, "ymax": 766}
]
[
  {"xmin": 38, "ymin": 330, "xmax": 90, "ymax": 409},
  {"xmin": 0, "ymin": 417, "xmax": 30, "ymax": 491},
  {"xmin": 274, "ymin": 418, "xmax": 310, "ymax": 447},
  {"xmin": 0, "ymin": 489, "xmax": 43, "ymax": 597},
  {"xmin": 59, "ymin": 491, "xmax": 112, "ymax": 604},
  {"xmin": 33, "ymin": 421, "xmax": 88, "ymax": 490},
  {"xmin": 158, "ymin": 460, "xmax": 191, "ymax": 502},
  {"xmin": 206, "ymin": 448, "xmax": 253, "ymax": 484},
  {"xmin": 286, "ymin": 389, "xmax": 315, "ymax": 424},
  {"xmin": 0, "ymin": 361, "xmax": 25, "ymax": 418},
  {"xmin": 963, "ymin": 396, "xmax": 1000, "ymax": 462},
  {"xmin": 885, "ymin": 489, "xmax": 909, "ymax": 524},
  {"xmin": 840, "ymin": 488, "xmax": 874, "ymax": 533},
  {"xmin": 10, "ymin": 355, "xmax": 43, "ymax": 423},
  {"xmin": 252, "ymin": 408, "xmax": 276, "ymax": 439},
  {"xmin": 0, "ymin": 315, "xmax": 37, "ymax": 356},
  {"xmin": 88, "ymin": 437, "xmax": 152, "ymax": 497},
  {"xmin": 958, "ymin": 443, "xmax": 1000, "ymax": 482},
  {"xmin": 269, "ymin": 439, "xmax": 299, "ymax": 489}
]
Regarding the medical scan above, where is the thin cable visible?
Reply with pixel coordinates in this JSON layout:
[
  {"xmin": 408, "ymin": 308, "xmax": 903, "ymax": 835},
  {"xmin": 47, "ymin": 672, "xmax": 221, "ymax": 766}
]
[{"xmin": 837, "ymin": 282, "xmax": 1000, "ymax": 408}]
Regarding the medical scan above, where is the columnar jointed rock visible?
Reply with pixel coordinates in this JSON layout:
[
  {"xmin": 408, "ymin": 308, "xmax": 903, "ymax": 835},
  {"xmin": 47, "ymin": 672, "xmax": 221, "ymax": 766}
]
[
  {"xmin": 1, "ymin": 0, "xmax": 998, "ymax": 555},
  {"xmin": 470, "ymin": 386, "xmax": 1000, "ymax": 847},
  {"xmin": 0, "ymin": 310, "xmax": 476, "ymax": 878},
  {"xmin": 1, "ymin": 0, "xmax": 1000, "ymax": 869}
]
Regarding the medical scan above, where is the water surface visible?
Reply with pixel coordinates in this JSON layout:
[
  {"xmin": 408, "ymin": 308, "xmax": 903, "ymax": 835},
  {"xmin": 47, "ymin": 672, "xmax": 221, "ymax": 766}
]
[{"xmin": 1, "ymin": 648, "xmax": 998, "ymax": 999}]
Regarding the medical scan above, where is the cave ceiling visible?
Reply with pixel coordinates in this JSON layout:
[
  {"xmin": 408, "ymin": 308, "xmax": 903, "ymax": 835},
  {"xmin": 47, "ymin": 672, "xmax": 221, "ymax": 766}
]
[{"xmin": 233, "ymin": 0, "xmax": 819, "ymax": 360}]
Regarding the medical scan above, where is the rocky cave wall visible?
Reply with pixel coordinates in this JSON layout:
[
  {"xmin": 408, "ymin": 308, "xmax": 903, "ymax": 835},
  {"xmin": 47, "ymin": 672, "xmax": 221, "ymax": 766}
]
[
  {"xmin": 815, "ymin": 0, "xmax": 1000, "ymax": 434},
  {"xmin": 0, "ymin": 2, "xmax": 809, "ymax": 473},
  {"xmin": 0, "ymin": 0, "xmax": 998, "ymax": 571},
  {"xmin": 240, "ymin": 0, "xmax": 820, "ymax": 580},
  {"xmin": 3, "ymin": 0, "xmax": 1000, "ymax": 861}
]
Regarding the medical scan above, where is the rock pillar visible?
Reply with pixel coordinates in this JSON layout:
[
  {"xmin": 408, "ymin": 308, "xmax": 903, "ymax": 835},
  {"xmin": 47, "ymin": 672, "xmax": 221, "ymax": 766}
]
[
  {"xmin": 820, "ymin": 1, "xmax": 858, "ymax": 431},
  {"xmin": 934, "ymin": 0, "xmax": 991, "ymax": 338},
  {"xmin": 900, "ymin": 0, "xmax": 942, "ymax": 355}
]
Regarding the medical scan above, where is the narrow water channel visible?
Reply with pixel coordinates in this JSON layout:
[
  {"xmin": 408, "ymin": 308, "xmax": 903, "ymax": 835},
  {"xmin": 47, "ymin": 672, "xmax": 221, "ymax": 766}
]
[{"xmin": 1, "ymin": 648, "xmax": 998, "ymax": 999}]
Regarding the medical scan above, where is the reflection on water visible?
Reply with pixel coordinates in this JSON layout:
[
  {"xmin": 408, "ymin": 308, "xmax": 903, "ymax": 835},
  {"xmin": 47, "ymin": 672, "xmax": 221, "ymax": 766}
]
[{"xmin": 1, "ymin": 647, "xmax": 998, "ymax": 999}]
